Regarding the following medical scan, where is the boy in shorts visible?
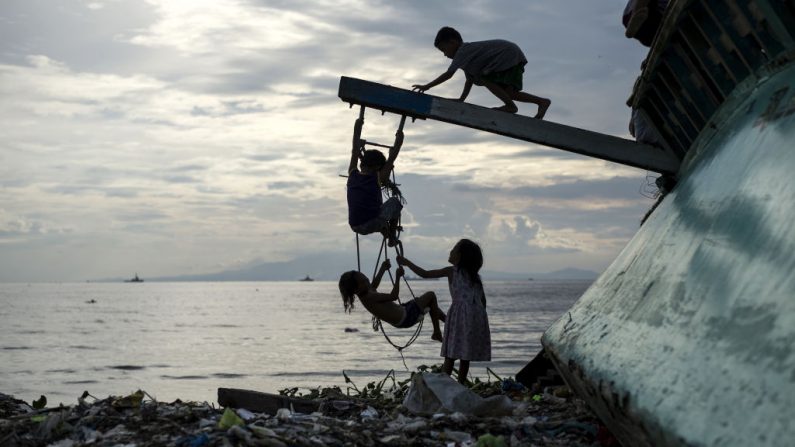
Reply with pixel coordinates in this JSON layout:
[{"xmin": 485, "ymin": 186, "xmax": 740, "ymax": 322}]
[{"xmin": 413, "ymin": 26, "xmax": 551, "ymax": 118}]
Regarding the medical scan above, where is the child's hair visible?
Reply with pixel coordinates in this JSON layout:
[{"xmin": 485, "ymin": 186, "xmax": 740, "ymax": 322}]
[
  {"xmin": 338, "ymin": 271, "xmax": 359, "ymax": 313},
  {"xmin": 455, "ymin": 239, "xmax": 483, "ymax": 288},
  {"xmin": 361, "ymin": 150, "xmax": 386, "ymax": 170},
  {"xmin": 359, "ymin": 149, "xmax": 405, "ymax": 203},
  {"xmin": 434, "ymin": 26, "xmax": 463, "ymax": 47}
]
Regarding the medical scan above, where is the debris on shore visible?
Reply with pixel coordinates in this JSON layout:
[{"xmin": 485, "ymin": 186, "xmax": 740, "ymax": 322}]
[{"xmin": 1, "ymin": 366, "xmax": 617, "ymax": 446}]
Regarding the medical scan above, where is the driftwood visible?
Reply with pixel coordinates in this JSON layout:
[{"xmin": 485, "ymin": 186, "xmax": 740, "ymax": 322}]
[{"xmin": 217, "ymin": 388, "xmax": 319, "ymax": 415}]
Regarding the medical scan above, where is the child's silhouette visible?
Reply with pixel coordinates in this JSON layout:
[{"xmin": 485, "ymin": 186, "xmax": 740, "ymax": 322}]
[
  {"xmin": 398, "ymin": 239, "xmax": 491, "ymax": 384},
  {"xmin": 346, "ymin": 118, "xmax": 403, "ymax": 246},
  {"xmin": 413, "ymin": 26, "xmax": 550, "ymax": 118},
  {"xmin": 339, "ymin": 260, "xmax": 445, "ymax": 342}
]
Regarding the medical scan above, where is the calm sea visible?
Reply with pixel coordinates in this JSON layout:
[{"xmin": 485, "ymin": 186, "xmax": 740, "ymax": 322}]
[{"xmin": 0, "ymin": 280, "xmax": 590, "ymax": 406}]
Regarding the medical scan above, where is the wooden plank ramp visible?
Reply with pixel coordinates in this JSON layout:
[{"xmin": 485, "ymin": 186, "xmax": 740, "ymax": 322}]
[{"xmin": 338, "ymin": 76, "xmax": 681, "ymax": 174}]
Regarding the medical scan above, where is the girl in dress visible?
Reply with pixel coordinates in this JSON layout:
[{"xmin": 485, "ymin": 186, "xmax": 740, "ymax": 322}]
[{"xmin": 398, "ymin": 239, "xmax": 491, "ymax": 384}]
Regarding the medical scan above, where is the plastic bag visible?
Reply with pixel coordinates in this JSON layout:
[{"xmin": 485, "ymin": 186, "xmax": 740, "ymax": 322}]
[{"xmin": 402, "ymin": 373, "xmax": 514, "ymax": 417}]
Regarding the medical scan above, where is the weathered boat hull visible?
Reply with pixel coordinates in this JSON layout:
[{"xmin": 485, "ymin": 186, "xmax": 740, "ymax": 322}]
[{"xmin": 542, "ymin": 48, "xmax": 795, "ymax": 447}]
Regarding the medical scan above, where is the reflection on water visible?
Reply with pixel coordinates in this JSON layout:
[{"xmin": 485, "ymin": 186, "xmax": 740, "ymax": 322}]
[{"xmin": 0, "ymin": 280, "xmax": 589, "ymax": 405}]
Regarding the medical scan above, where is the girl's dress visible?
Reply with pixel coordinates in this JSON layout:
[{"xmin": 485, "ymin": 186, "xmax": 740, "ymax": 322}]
[{"xmin": 441, "ymin": 267, "xmax": 491, "ymax": 361}]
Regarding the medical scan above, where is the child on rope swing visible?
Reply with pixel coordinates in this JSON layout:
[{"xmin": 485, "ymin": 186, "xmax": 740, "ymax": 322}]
[
  {"xmin": 339, "ymin": 260, "xmax": 446, "ymax": 342},
  {"xmin": 346, "ymin": 116, "xmax": 404, "ymax": 247},
  {"xmin": 397, "ymin": 239, "xmax": 491, "ymax": 384}
]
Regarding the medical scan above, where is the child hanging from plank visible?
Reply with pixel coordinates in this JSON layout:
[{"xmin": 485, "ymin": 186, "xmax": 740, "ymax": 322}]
[
  {"xmin": 412, "ymin": 26, "xmax": 551, "ymax": 117},
  {"xmin": 338, "ymin": 260, "xmax": 445, "ymax": 342},
  {"xmin": 347, "ymin": 117, "xmax": 404, "ymax": 247},
  {"xmin": 398, "ymin": 239, "xmax": 491, "ymax": 384}
]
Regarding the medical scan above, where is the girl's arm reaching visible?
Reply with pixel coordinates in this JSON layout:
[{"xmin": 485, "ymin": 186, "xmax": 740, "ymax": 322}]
[
  {"xmin": 397, "ymin": 256, "xmax": 452, "ymax": 279},
  {"xmin": 371, "ymin": 259, "xmax": 391, "ymax": 290}
]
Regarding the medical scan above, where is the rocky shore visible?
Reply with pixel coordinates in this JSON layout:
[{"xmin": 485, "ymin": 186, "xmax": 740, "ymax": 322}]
[{"xmin": 1, "ymin": 368, "xmax": 617, "ymax": 446}]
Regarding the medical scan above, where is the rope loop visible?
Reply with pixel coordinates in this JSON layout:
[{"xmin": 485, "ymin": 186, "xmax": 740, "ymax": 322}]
[{"xmin": 350, "ymin": 108, "xmax": 421, "ymax": 367}]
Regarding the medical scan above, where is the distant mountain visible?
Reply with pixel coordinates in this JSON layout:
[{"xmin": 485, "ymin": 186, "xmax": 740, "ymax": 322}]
[
  {"xmin": 106, "ymin": 253, "xmax": 599, "ymax": 282},
  {"xmin": 143, "ymin": 253, "xmax": 354, "ymax": 282}
]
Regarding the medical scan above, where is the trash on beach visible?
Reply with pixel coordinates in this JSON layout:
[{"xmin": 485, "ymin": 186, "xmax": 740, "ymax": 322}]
[
  {"xmin": 403, "ymin": 372, "xmax": 514, "ymax": 417},
  {"xmin": 0, "ymin": 364, "xmax": 613, "ymax": 447},
  {"xmin": 218, "ymin": 407, "xmax": 245, "ymax": 429},
  {"xmin": 475, "ymin": 433, "xmax": 508, "ymax": 447},
  {"xmin": 236, "ymin": 407, "xmax": 256, "ymax": 421},
  {"xmin": 31, "ymin": 395, "xmax": 47, "ymax": 410},
  {"xmin": 359, "ymin": 405, "xmax": 379, "ymax": 420},
  {"xmin": 275, "ymin": 407, "xmax": 292, "ymax": 422},
  {"xmin": 111, "ymin": 389, "xmax": 144, "ymax": 409}
]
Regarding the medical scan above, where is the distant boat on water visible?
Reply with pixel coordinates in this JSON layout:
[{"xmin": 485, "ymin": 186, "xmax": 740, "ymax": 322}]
[
  {"xmin": 299, "ymin": 275, "xmax": 314, "ymax": 282},
  {"xmin": 125, "ymin": 273, "xmax": 144, "ymax": 283}
]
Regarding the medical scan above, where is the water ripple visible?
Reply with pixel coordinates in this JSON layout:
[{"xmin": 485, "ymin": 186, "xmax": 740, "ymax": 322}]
[
  {"xmin": 108, "ymin": 365, "xmax": 146, "ymax": 371},
  {"xmin": 161, "ymin": 375, "xmax": 208, "ymax": 380}
]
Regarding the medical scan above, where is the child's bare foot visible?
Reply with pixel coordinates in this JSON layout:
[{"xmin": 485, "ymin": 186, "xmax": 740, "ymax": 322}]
[
  {"xmin": 535, "ymin": 98, "xmax": 551, "ymax": 119},
  {"xmin": 494, "ymin": 103, "xmax": 518, "ymax": 113},
  {"xmin": 431, "ymin": 331, "xmax": 443, "ymax": 342}
]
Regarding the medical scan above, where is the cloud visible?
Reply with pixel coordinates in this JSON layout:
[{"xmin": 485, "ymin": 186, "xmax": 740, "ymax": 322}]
[
  {"xmin": 0, "ymin": 209, "xmax": 71, "ymax": 243},
  {"xmin": 0, "ymin": 0, "xmax": 653, "ymax": 281}
]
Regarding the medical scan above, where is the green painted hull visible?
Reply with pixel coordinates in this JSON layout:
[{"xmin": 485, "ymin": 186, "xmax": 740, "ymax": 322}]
[{"xmin": 542, "ymin": 46, "xmax": 795, "ymax": 447}]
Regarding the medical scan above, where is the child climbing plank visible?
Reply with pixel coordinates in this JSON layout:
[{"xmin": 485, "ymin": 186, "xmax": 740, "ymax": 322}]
[
  {"xmin": 338, "ymin": 260, "xmax": 445, "ymax": 342},
  {"xmin": 412, "ymin": 26, "xmax": 551, "ymax": 118}
]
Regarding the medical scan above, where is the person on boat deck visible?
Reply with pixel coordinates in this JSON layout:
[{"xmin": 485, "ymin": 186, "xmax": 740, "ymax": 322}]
[
  {"xmin": 347, "ymin": 117, "xmax": 404, "ymax": 246},
  {"xmin": 627, "ymin": 60, "xmax": 664, "ymax": 147},
  {"xmin": 338, "ymin": 260, "xmax": 445, "ymax": 342},
  {"xmin": 398, "ymin": 239, "xmax": 491, "ymax": 385},
  {"xmin": 412, "ymin": 26, "xmax": 551, "ymax": 118},
  {"xmin": 623, "ymin": 0, "xmax": 670, "ymax": 47}
]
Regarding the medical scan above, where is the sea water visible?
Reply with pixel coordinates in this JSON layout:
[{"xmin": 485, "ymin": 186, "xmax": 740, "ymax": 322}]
[{"xmin": 0, "ymin": 280, "xmax": 589, "ymax": 405}]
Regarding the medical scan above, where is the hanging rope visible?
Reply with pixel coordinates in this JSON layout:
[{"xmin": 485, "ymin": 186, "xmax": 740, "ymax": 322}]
[
  {"xmin": 355, "ymin": 233, "xmax": 361, "ymax": 273},
  {"xmin": 370, "ymin": 234, "xmax": 424, "ymax": 370},
  {"xmin": 371, "ymin": 162, "xmax": 425, "ymax": 369},
  {"xmin": 349, "ymin": 107, "xmax": 422, "ymax": 369}
]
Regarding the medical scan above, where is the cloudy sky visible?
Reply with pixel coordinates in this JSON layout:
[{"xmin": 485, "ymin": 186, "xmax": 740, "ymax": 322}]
[{"xmin": 0, "ymin": 0, "xmax": 657, "ymax": 282}]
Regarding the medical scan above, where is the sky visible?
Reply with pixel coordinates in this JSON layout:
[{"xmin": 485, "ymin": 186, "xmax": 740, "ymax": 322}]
[{"xmin": 0, "ymin": 0, "xmax": 657, "ymax": 282}]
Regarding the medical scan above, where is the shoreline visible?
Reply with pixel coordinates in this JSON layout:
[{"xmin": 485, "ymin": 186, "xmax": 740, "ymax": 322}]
[{"xmin": 1, "ymin": 370, "xmax": 617, "ymax": 446}]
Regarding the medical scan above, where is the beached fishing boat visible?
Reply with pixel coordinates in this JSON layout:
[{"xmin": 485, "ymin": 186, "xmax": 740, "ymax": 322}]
[
  {"xmin": 541, "ymin": 2, "xmax": 795, "ymax": 446},
  {"xmin": 337, "ymin": 2, "xmax": 794, "ymax": 444}
]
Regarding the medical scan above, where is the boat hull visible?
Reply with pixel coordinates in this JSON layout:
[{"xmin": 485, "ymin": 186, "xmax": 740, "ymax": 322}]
[{"xmin": 542, "ymin": 60, "xmax": 795, "ymax": 446}]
